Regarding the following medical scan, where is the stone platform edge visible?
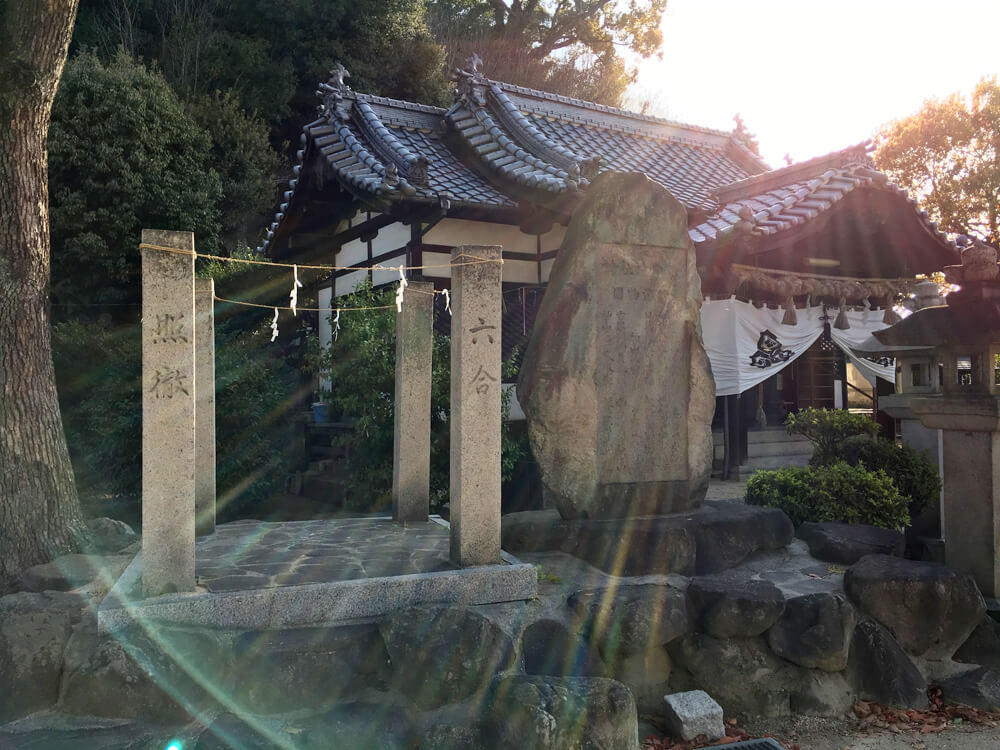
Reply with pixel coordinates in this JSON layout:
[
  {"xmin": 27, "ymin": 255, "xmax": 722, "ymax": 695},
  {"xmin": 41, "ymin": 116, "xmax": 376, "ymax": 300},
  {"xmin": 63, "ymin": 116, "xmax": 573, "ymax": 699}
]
[{"xmin": 99, "ymin": 540, "xmax": 537, "ymax": 634}]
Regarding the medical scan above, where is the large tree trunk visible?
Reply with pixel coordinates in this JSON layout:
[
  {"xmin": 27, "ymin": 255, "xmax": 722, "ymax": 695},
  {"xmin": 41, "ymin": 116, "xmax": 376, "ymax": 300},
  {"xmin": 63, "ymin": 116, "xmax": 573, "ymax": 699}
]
[{"xmin": 0, "ymin": 0, "xmax": 84, "ymax": 592}]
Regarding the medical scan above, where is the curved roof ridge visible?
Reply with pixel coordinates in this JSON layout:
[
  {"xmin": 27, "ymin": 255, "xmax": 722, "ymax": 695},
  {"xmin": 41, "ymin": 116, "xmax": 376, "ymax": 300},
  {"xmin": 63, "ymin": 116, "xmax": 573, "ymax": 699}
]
[
  {"xmin": 714, "ymin": 142, "xmax": 874, "ymax": 204},
  {"xmin": 486, "ymin": 82, "xmax": 588, "ymax": 173}
]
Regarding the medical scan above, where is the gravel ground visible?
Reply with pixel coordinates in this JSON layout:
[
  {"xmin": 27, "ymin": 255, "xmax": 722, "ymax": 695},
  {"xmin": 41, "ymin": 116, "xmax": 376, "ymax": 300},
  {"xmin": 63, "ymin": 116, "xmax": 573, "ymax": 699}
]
[{"xmin": 738, "ymin": 715, "xmax": 1000, "ymax": 749}]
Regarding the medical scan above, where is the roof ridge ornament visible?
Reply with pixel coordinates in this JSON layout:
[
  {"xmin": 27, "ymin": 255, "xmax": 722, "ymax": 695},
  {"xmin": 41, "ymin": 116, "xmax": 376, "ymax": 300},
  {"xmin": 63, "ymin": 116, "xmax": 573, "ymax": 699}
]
[
  {"xmin": 317, "ymin": 62, "xmax": 354, "ymax": 120},
  {"xmin": 453, "ymin": 52, "xmax": 487, "ymax": 106}
]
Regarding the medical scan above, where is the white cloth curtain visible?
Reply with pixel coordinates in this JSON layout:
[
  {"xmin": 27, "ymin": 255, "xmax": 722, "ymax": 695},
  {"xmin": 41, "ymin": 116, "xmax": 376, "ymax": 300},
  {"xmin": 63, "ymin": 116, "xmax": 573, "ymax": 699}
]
[{"xmin": 700, "ymin": 297, "xmax": 894, "ymax": 397}]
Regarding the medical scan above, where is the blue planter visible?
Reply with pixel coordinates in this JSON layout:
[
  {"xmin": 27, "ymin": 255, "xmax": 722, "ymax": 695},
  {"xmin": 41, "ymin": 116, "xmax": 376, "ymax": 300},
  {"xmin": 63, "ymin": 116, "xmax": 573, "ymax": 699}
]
[{"xmin": 312, "ymin": 402, "xmax": 330, "ymax": 424}]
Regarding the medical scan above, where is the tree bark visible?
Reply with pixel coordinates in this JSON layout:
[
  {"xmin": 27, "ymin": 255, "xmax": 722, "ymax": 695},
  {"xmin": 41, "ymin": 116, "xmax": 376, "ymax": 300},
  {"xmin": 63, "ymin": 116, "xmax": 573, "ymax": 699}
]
[{"xmin": 0, "ymin": 0, "xmax": 84, "ymax": 592}]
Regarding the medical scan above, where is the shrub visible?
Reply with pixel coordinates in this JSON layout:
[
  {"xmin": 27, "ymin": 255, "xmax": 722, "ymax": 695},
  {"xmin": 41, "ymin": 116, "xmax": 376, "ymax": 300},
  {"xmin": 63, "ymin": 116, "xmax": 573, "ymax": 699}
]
[
  {"xmin": 307, "ymin": 280, "xmax": 525, "ymax": 512},
  {"xmin": 785, "ymin": 407, "xmax": 881, "ymax": 464},
  {"xmin": 745, "ymin": 461, "xmax": 910, "ymax": 529},
  {"xmin": 53, "ymin": 308, "xmax": 298, "ymax": 523},
  {"xmin": 834, "ymin": 435, "xmax": 941, "ymax": 517}
]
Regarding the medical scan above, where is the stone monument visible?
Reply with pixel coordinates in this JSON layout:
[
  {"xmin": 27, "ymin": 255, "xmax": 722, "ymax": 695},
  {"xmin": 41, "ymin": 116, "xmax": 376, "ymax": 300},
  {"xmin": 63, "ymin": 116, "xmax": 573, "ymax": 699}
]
[{"xmin": 517, "ymin": 172, "xmax": 715, "ymax": 519}]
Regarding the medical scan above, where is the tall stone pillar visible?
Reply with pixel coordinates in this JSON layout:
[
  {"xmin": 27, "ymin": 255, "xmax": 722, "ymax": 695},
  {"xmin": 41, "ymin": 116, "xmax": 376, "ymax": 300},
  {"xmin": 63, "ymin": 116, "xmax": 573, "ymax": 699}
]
[
  {"xmin": 449, "ymin": 245, "xmax": 502, "ymax": 566},
  {"xmin": 393, "ymin": 280, "xmax": 434, "ymax": 522},
  {"xmin": 141, "ymin": 229, "xmax": 196, "ymax": 596},
  {"xmin": 195, "ymin": 277, "xmax": 216, "ymax": 536}
]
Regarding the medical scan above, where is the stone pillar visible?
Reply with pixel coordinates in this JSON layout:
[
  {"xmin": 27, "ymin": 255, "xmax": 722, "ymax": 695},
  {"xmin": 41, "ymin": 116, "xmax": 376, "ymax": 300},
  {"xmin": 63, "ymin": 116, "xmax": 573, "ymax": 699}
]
[
  {"xmin": 450, "ymin": 245, "xmax": 502, "ymax": 566},
  {"xmin": 912, "ymin": 396, "xmax": 1000, "ymax": 598},
  {"xmin": 141, "ymin": 229, "xmax": 196, "ymax": 596},
  {"xmin": 393, "ymin": 280, "xmax": 434, "ymax": 523},
  {"xmin": 195, "ymin": 277, "xmax": 216, "ymax": 536}
]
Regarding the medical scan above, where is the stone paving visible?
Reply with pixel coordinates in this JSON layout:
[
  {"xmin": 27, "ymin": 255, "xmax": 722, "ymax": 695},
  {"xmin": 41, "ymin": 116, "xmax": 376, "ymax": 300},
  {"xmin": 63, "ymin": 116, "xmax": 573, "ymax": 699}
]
[{"xmin": 193, "ymin": 517, "xmax": 456, "ymax": 593}]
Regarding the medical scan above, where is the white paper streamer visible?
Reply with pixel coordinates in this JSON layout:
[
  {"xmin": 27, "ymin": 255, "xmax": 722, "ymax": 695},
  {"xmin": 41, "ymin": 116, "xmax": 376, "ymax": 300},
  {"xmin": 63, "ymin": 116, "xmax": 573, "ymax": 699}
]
[
  {"xmin": 289, "ymin": 264, "xmax": 303, "ymax": 316},
  {"xmin": 332, "ymin": 308, "xmax": 341, "ymax": 340},
  {"xmin": 395, "ymin": 265, "xmax": 407, "ymax": 313},
  {"xmin": 270, "ymin": 307, "xmax": 279, "ymax": 342},
  {"xmin": 442, "ymin": 288, "xmax": 451, "ymax": 316}
]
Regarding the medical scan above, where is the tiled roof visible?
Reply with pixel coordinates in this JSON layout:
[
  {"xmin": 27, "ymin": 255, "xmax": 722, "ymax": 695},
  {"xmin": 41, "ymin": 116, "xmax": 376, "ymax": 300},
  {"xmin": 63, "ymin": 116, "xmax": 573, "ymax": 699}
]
[{"xmin": 261, "ymin": 60, "xmax": 956, "ymax": 258}]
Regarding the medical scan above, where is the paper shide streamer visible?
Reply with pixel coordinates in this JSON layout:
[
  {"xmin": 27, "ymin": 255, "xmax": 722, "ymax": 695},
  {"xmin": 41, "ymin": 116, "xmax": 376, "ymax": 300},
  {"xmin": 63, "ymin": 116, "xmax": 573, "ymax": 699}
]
[
  {"xmin": 395, "ymin": 265, "xmax": 407, "ymax": 313},
  {"xmin": 270, "ymin": 307, "xmax": 279, "ymax": 342},
  {"xmin": 332, "ymin": 308, "xmax": 341, "ymax": 340},
  {"xmin": 289, "ymin": 265, "xmax": 303, "ymax": 315},
  {"xmin": 442, "ymin": 288, "xmax": 451, "ymax": 316}
]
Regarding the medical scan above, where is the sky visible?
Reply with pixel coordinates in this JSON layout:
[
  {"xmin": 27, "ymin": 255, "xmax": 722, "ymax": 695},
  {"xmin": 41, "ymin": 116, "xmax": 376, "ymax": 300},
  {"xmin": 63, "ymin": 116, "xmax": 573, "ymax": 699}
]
[{"xmin": 626, "ymin": 0, "xmax": 1000, "ymax": 167}]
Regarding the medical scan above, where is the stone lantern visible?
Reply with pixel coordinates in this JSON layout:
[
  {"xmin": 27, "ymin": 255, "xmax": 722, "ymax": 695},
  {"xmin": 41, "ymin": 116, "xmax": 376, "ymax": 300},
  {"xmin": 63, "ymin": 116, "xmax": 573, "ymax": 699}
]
[{"xmin": 873, "ymin": 240, "xmax": 1000, "ymax": 599}]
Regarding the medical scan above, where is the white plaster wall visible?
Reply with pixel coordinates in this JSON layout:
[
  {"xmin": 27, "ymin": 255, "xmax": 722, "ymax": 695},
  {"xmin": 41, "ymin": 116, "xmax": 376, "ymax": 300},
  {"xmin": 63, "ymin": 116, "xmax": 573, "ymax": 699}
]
[
  {"xmin": 371, "ymin": 223, "xmax": 411, "ymax": 256},
  {"xmin": 540, "ymin": 258, "xmax": 555, "ymax": 283},
  {"xmin": 422, "ymin": 251, "xmax": 452, "ymax": 279},
  {"xmin": 423, "ymin": 218, "xmax": 538, "ymax": 254},
  {"xmin": 373, "ymin": 254, "xmax": 406, "ymax": 286},
  {"xmin": 335, "ymin": 269, "xmax": 368, "ymax": 296},
  {"xmin": 539, "ymin": 224, "xmax": 566, "ymax": 253},
  {"xmin": 338, "ymin": 238, "xmax": 368, "ymax": 267}
]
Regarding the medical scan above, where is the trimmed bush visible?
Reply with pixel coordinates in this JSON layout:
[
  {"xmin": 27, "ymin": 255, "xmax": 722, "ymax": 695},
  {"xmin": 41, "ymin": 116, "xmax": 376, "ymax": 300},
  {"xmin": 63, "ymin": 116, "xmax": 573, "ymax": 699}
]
[
  {"xmin": 834, "ymin": 435, "xmax": 941, "ymax": 517},
  {"xmin": 785, "ymin": 407, "xmax": 880, "ymax": 464},
  {"xmin": 745, "ymin": 461, "xmax": 910, "ymax": 529}
]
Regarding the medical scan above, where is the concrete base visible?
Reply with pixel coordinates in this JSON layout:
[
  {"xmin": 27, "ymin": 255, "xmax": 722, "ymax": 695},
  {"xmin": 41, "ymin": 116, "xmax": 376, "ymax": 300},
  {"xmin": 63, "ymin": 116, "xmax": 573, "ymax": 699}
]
[{"xmin": 98, "ymin": 517, "xmax": 536, "ymax": 634}]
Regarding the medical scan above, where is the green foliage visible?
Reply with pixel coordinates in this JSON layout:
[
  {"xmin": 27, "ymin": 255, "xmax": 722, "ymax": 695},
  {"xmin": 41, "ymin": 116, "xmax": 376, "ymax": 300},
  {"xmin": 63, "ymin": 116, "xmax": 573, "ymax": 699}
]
[
  {"xmin": 52, "ymin": 289, "xmax": 298, "ymax": 522},
  {"xmin": 875, "ymin": 76, "xmax": 1000, "ymax": 245},
  {"xmin": 48, "ymin": 51, "xmax": 223, "ymax": 309},
  {"xmin": 745, "ymin": 462, "xmax": 910, "ymax": 529},
  {"xmin": 785, "ymin": 407, "xmax": 880, "ymax": 464},
  {"xmin": 308, "ymin": 280, "xmax": 524, "ymax": 512},
  {"xmin": 832, "ymin": 435, "xmax": 941, "ymax": 518}
]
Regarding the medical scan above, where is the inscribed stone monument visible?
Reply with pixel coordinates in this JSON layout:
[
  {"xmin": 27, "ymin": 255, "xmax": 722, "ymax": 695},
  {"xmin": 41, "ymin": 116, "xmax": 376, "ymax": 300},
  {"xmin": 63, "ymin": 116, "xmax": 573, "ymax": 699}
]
[{"xmin": 517, "ymin": 172, "xmax": 714, "ymax": 519}]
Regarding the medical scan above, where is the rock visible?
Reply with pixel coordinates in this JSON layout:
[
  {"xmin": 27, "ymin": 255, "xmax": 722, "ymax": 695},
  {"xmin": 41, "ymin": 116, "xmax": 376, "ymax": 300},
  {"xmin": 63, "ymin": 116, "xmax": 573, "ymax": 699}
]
[
  {"xmin": 486, "ymin": 674, "xmax": 638, "ymax": 749},
  {"xmin": 798, "ymin": 522, "xmax": 904, "ymax": 565},
  {"xmin": 938, "ymin": 666, "xmax": 1000, "ymax": 711},
  {"xmin": 617, "ymin": 646, "xmax": 672, "ymax": 716},
  {"xmin": 21, "ymin": 554, "xmax": 132, "ymax": 593},
  {"xmin": 687, "ymin": 574, "xmax": 785, "ymax": 638},
  {"xmin": 502, "ymin": 503, "xmax": 792, "ymax": 577},
  {"xmin": 766, "ymin": 592, "xmax": 856, "ymax": 672},
  {"xmin": 378, "ymin": 605, "xmax": 514, "ymax": 709},
  {"xmin": 58, "ymin": 618, "xmax": 227, "ymax": 722},
  {"xmin": 0, "ymin": 717, "xmax": 168, "ymax": 750},
  {"xmin": 671, "ymin": 634, "xmax": 791, "ymax": 716},
  {"xmin": 517, "ymin": 171, "xmax": 714, "ymax": 519},
  {"xmin": 416, "ymin": 724, "xmax": 489, "ymax": 750},
  {"xmin": 844, "ymin": 555, "xmax": 986, "ymax": 659},
  {"xmin": 846, "ymin": 619, "xmax": 927, "ymax": 708},
  {"xmin": 790, "ymin": 670, "xmax": 854, "ymax": 717},
  {"xmin": 0, "ymin": 592, "xmax": 83, "ymax": 722},
  {"xmin": 521, "ymin": 619, "xmax": 608, "ymax": 678},
  {"xmin": 298, "ymin": 701, "xmax": 415, "ymax": 749},
  {"xmin": 84, "ymin": 518, "xmax": 139, "ymax": 554},
  {"xmin": 195, "ymin": 713, "xmax": 273, "ymax": 750},
  {"xmin": 955, "ymin": 616, "xmax": 1000, "ymax": 671},
  {"xmin": 663, "ymin": 690, "xmax": 724, "ymax": 742},
  {"xmin": 228, "ymin": 624, "xmax": 390, "ymax": 713},
  {"xmin": 569, "ymin": 584, "xmax": 690, "ymax": 659}
]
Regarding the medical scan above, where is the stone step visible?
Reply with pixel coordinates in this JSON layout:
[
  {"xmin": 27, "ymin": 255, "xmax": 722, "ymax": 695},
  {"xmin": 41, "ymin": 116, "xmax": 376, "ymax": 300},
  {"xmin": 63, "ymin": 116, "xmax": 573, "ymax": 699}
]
[
  {"xmin": 746, "ymin": 441, "xmax": 814, "ymax": 459},
  {"xmin": 713, "ymin": 428, "xmax": 812, "ymax": 446},
  {"xmin": 301, "ymin": 475, "xmax": 349, "ymax": 507},
  {"xmin": 743, "ymin": 454, "xmax": 812, "ymax": 471}
]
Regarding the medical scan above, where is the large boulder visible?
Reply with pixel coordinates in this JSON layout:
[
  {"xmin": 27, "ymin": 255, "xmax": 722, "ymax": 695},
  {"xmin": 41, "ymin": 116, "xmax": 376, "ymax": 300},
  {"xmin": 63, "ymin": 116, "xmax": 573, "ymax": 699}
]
[
  {"xmin": 790, "ymin": 669, "xmax": 854, "ymax": 717},
  {"xmin": 517, "ymin": 172, "xmax": 714, "ymax": 519},
  {"xmin": 568, "ymin": 583, "xmax": 690, "ymax": 658},
  {"xmin": 766, "ymin": 592, "xmax": 856, "ymax": 672},
  {"xmin": 955, "ymin": 616, "xmax": 1000, "ymax": 671},
  {"xmin": 938, "ymin": 667, "xmax": 1000, "ymax": 711},
  {"xmin": 521, "ymin": 619, "xmax": 608, "ymax": 678},
  {"xmin": 378, "ymin": 605, "xmax": 514, "ymax": 709},
  {"xmin": 797, "ymin": 522, "xmax": 904, "ymax": 565},
  {"xmin": 58, "ymin": 618, "xmax": 228, "ymax": 722},
  {"xmin": 844, "ymin": 555, "xmax": 985, "ymax": 659},
  {"xmin": 83, "ymin": 518, "xmax": 139, "ymax": 554},
  {"xmin": 0, "ymin": 592, "xmax": 83, "ymax": 722},
  {"xmin": 20, "ymin": 554, "xmax": 132, "ymax": 593},
  {"xmin": 486, "ymin": 674, "xmax": 638, "ymax": 749},
  {"xmin": 846, "ymin": 619, "xmax": 927, "ymax": 708},
  {"xmin": 687, "ymin": 574, "xmax": 785, "ymax": 638},
  {"xmin": 670, "ymin": 634, "xmax": 791, "ymax": 716},
  {"xmin": 227, "ymin": 624, "xmax": 390, "ymax": 713}
]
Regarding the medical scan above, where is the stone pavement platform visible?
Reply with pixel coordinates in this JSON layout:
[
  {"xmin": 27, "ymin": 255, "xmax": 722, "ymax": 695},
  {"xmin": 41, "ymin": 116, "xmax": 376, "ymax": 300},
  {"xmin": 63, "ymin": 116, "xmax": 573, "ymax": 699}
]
[{"xmin": 99, "ymin": 516, "xmax": 536, "ymax": 633}]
